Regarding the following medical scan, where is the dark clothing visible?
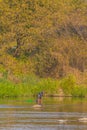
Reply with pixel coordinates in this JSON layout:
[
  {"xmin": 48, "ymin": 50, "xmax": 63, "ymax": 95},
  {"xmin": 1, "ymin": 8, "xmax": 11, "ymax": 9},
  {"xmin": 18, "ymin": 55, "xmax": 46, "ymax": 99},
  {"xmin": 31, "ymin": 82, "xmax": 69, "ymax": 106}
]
[{"xmin": 38, "ymin": 93, "xmax": 42, "ymax": 99}]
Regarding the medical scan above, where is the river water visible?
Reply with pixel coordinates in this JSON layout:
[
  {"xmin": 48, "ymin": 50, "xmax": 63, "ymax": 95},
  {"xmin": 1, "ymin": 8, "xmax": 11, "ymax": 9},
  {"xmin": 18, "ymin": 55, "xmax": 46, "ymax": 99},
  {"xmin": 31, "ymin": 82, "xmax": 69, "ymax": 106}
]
[{"xmin": 0, "ymin": 97, "xmax": 87, "ymax": 130}]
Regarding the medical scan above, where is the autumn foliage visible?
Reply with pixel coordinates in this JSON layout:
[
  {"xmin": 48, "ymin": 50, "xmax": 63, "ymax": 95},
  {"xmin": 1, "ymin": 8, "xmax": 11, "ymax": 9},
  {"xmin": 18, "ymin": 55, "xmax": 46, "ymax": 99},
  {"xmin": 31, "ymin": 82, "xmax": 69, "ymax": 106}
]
[{"xmin": 0, "ymin": 0, "xmax": 87, "ymax": 84}]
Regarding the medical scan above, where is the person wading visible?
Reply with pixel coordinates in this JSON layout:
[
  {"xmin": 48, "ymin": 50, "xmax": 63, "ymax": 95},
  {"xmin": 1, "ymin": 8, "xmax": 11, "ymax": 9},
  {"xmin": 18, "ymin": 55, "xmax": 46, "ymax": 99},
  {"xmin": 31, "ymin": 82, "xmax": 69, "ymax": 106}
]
[{"xmin": 36, "ymin": 92, "xmax": 43, "ymax": 105}]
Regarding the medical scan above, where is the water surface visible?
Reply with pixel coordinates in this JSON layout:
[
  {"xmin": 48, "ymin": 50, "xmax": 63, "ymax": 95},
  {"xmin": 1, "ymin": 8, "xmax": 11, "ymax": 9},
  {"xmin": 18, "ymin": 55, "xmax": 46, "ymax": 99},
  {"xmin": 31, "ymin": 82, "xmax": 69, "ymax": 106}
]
[{"xmin": 0, "ymin": 97, "xmax": 87, "ymax": 130}]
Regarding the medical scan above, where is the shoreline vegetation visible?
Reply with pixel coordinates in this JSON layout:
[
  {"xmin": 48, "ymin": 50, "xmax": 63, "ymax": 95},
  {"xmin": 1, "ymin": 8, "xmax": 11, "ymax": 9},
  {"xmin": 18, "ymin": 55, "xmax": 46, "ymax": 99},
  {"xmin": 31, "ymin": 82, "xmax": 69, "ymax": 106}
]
[
  {"xmin": 0, "ymin": 74, "xmax": 87, "ymax": 98},
  {"xmin": 0, "ymin": 0, "xmax": 87, "ymax": 98}
]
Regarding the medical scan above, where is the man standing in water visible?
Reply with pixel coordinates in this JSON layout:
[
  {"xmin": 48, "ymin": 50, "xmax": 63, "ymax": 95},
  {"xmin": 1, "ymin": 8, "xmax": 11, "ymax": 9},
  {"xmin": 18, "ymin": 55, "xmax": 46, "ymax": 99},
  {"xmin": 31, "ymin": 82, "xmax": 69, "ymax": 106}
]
[{"xmin": 36, "ymin": 92, "xmax": 43, "ymax": 105}]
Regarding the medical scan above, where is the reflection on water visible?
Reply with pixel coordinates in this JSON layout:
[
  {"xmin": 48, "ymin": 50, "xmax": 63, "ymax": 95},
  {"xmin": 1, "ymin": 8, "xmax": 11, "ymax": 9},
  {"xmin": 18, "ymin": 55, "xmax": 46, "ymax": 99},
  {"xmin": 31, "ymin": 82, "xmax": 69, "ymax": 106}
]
[{"xmin": 0, "ymin": 97, "xmax": 87, "ymax": 130}]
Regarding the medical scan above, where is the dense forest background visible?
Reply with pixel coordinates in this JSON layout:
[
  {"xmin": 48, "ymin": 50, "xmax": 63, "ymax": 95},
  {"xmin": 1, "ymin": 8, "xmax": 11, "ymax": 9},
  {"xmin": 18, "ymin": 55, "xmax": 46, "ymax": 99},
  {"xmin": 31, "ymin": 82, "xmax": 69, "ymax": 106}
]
[{"xmin": 0, "ymin": 0, "xmax": 87, "ymax": 94}]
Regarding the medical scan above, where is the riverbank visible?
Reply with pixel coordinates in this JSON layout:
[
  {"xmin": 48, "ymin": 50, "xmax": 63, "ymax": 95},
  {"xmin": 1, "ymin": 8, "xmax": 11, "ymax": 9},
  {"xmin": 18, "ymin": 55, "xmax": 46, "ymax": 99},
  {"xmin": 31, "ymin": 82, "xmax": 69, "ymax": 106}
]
[{"xmin": 0, "ymin": 74, "xmax": 87, "ymax": 98}]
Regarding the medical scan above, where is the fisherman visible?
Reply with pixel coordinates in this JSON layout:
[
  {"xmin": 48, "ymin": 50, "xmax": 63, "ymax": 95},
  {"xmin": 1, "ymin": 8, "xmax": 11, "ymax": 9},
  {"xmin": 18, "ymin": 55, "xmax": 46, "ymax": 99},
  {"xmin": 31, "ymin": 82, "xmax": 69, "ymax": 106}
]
[{"xmin": 36, "ymin": 92, "xmax": 43, "ymax": 105}]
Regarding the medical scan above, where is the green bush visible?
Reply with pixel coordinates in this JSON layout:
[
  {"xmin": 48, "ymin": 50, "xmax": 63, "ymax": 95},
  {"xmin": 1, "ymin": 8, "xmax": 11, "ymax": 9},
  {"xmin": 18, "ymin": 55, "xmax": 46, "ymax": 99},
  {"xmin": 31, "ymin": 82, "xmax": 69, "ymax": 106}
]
[
  {"xmin": 60, "ymin": 75, "xmax": 76, "ymax": 95},
  {"xmin": 71, "ymin": 85, "xmax": 87, "ymax": 97},
  {"xmin": 0, "ymin": 74, "xmax": 86, "ymax": 97},
  {"xmin": 0, "ymin": 78, "xmax": 18, "ymax": 97},
  {"xmin": 38, "ymin": 78, "xmax": 59, "ymax": 95},
  {"xmin": 60, "ymin": 75, "xmax": 87, "ymax": 97}
]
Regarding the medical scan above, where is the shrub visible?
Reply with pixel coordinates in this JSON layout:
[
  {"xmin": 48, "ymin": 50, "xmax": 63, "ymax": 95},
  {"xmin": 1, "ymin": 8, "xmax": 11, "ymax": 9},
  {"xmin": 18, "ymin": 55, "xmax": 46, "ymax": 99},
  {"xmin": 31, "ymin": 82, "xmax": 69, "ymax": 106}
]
[{"xmin": 60, "ymin": 75, "xmax": 76, "ymax": 95}]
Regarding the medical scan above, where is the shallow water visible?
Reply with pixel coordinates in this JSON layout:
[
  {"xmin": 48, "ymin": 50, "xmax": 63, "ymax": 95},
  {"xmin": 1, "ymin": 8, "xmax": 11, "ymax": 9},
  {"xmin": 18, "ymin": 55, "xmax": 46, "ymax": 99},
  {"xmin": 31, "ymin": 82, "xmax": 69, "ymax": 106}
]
[{"xmin": 0, "ymin": 97, "xmax": 87, "ymax": 130}]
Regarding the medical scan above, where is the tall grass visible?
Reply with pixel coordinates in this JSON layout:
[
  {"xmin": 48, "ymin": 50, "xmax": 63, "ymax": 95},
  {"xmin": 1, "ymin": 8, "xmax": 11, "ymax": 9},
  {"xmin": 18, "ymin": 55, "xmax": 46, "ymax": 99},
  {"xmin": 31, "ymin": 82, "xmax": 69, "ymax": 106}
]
[
  {"xmin": 0, "ymin": 74, "xmax": 87, "ymax": 97},
  {"xmin": 71, "ymin": 85, "xmax": 87, "ymax": 97},
  {"xmin": 38, "ymin": 78, "xmax": 59, "ymax": 95},
  {"xmin": 60, "ymin": 75, "xmax": 76, "ymax": 95},
  {"xmin": 0, "ymin": 75, "xmax": 59, "ymax": 97},
  {"xmin": 60, "ymin": 75, "xmax": 87, "ymax": 97},
  {"xmin": 0, "ymin": 78, "xmax": 18, "ymax": 97}
]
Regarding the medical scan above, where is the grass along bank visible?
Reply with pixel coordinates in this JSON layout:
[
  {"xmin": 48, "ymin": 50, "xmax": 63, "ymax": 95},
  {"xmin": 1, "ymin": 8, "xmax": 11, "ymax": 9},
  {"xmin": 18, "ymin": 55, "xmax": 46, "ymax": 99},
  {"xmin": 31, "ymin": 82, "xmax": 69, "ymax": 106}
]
[{"xmin": 0, "ymin": 74, "xmax": 87, "ymax": 97}]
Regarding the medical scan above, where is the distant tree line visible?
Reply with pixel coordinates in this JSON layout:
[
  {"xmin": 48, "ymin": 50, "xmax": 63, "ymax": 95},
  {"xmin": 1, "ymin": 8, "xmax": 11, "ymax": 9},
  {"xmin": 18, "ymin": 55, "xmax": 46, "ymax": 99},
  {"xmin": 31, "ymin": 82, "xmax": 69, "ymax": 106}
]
[{"xmin": 0, "ymin": 0, "xmax": 87, "ymax": 79}]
